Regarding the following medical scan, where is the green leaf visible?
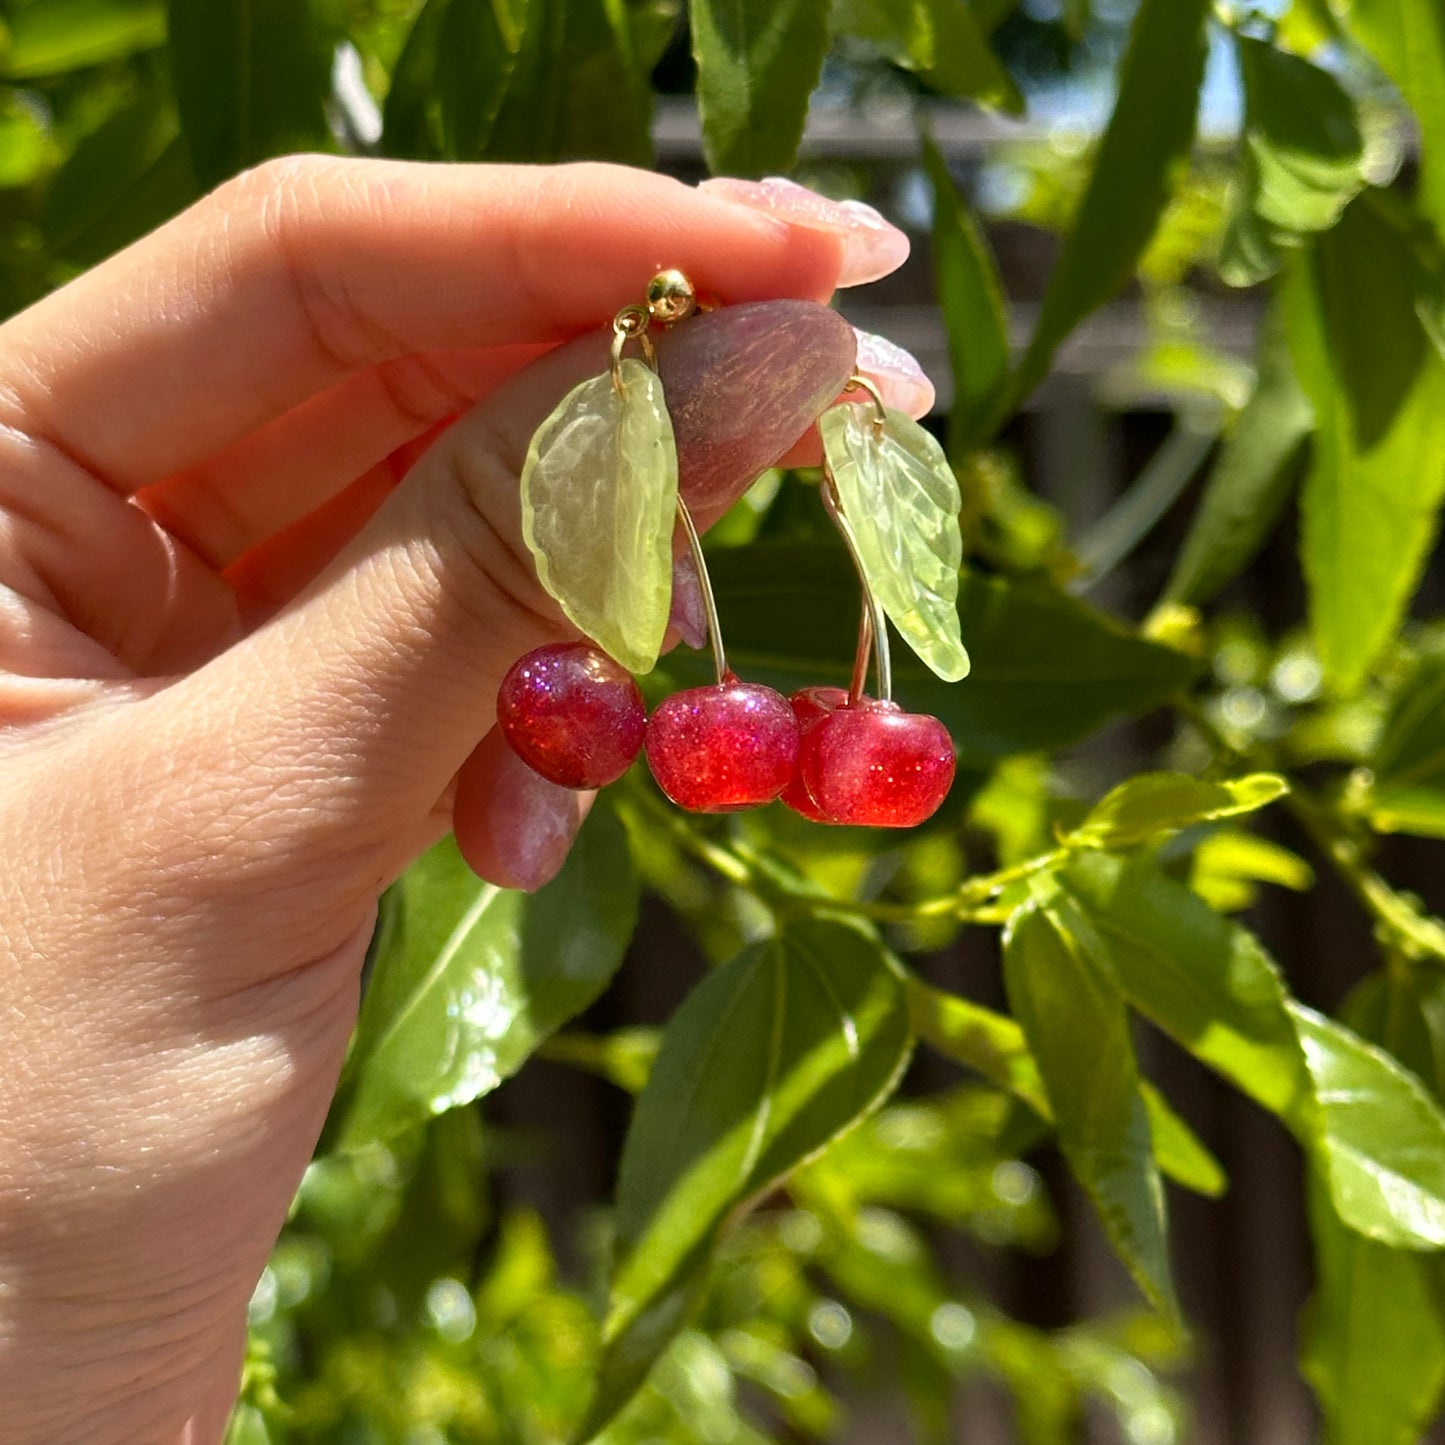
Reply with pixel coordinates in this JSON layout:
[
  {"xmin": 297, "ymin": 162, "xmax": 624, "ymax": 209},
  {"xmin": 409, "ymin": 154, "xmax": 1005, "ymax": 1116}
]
[
  {"xmin": 586, "ymin": 918, "xmax": 913, "ymax": 1435},
  {"xmin": 689, "ymin": 0, "xmax": 830, "ymax": 176},
  {"xmin": 484, "ymin": 0, "xmax": 652, "ymax": 164},
  {"xmin": 834, "ymin": 0, "xmax": 1020, "ymax": 111},
  {"xmin": 1302, "ymin": 974, "xmax": 1445, "ymax": 1445},
  {"xmin": 167, "ymin": 0, "xmax": 334, "ymax": 188},
  {"xmin": 820, "ymin": 402, "xmax": 968, "ymax": 682},
  {"xmin": 1334, "ymin": 0, "xmax": 1445, "ymax": 234},
  {"xmin": 1285, "ymin": 195, "xmax": 1445, "ymax": 692},
  {"xmin": 678, "ymin": 541, "xmax": 1197, "ymax": 767},
  {"xmin": 1009, "ymin": 0, "xmax": 1210, "ymax": 406},
  {"xmin": 1291, "ymin": 1004, "xmax": 1445, "ymax": 1249},
  {"xmin": 921, "ymin": 134, "xmax": 1011, "ymax": 457},
  {"xmin": 381, "ymin": 0, "xmax": 526, "ymax": 160},
  {"xmin": 1162, "ymin": 295, "xmax": 1314, "ymax": 607},
  {"xmin": 1367, "ymin": 649, "xmax": 1445, "ymax": 838},
  {"xmin": 908, "ymin": 978, "xmax": 1227, "ymax": 1197},
  {"xmin": 2, "ymin": 0, "xmax": 165, "ymax": 78},
  {"xmin": 0, "ymin": 87, "xmax": 48, "ymax": 188},
  {"xmin": 336, "ymin": 809, "xmax": 639, "ymax": 1150},
  {"xmin": 1065, "ymin": 771, "xmax": 1288, "ymax": 851},
  {"xmin": 1220, "ymin": 35, "xmax": 1368, "ymax": 288},
  {"xmin": 42, "ymin": 86, "xmax": 198, "ymax": 267},
  {"xmin": 521, "ymin": 359, "xmax": 678, "ymax": 675},
  {"xmin": 1063, "ymin": 853, "xmax": 1445, "ymax": 1248},
  {"xmin": 1004, "ymin": 894, "xmax": 1176, "ymax": 1314}
]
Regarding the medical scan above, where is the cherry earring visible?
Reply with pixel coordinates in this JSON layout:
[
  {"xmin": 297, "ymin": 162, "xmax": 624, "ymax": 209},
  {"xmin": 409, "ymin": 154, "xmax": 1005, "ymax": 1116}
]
[{"xmin": 784, "ymin": 374, "xmax": 963, "ymax": 827}]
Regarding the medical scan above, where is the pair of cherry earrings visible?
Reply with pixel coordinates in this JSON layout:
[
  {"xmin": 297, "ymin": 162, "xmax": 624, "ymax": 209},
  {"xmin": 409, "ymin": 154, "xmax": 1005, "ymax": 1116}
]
[{"xmin": 496, "ymin": 271, "xmax": 964, "ymax": 828}]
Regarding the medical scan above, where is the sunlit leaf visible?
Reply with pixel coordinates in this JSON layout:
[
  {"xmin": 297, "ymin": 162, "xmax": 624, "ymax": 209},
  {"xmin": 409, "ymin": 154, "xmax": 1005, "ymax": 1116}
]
[
  {"xmin": 921, "ymin": 135, "xmax": 1011, "ymax": 456},
  {"xmin": 1220, "ymin": 35, "xmax": 1368, "ymax": 287},
  {"xmin": 0, "ymin": 88, "xmax": 48, "ymax": 187},
  {"xmin": 1163, "ymin": 296, "xmax": 1313, "ymax": 607},
  {"xmin": 1334, "ymin": 0, "xmax": 1445, "ymax": 233},
  {"xmin": 336, "ymin": 809, "xmax": 639, "ymax": 1149},
  {"xmin": 1009, "ymin": 0, "xmax": 1210, "ymax": 406},
  {"xmin": 1004, "ymin": 893, "xmax": 1176, "ymax": 1314},
  {"xmin": 690, "ymin": 0, "xmax": 830, "ymax": 175},
  {"xmin": 167, "ymin": 0, "xmax": 333, "ymax": 187},
  {"xmin": 3, "ymin": 0, "xmax": 164, "ymax": 78},
  {"xmin": 1302, "ymin": 973, "xmax": 1445, "ymax": 1445},
  {"xmin": 834, "ymin": 0, "xmax": 1021, "ymax": 111},
  {"xmin": 1065, "ymin": 771, "xmax": 1288, "ymax": 850},
  {"xmin": 908, "ymin": 978, "xmax": 1226, "ymax": 1197},
  {"xmin": 585, "ymin": 918, "xmax": 913, "ymax": 1436},
  {"xmin": 1065, "ymin": 853, "xmax": 1445, "ymax": 1247},
  {"xmin": 673, "ymin": 542, "xmax": 1196, "ymax": 766},
  {"xmin": 521, "ymin": 359, "xmax": 677, "ymax": 674},
  {"xmin": 1286, "ymin": 196, "xmax": 1445, "ymax": 693},
  {"xmin": 821, "ymin": 402, "xmax": 968, "ymax": 681}
]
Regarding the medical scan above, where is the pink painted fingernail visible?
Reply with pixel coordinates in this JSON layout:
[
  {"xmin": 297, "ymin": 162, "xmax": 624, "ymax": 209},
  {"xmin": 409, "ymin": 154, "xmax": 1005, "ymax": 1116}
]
[
  {"xmin": 699, "ymin": 176, "xmax": 910, "ymax": 286},
  {"xmin": 669, "ymin": 553, "xmax": 709, "ymax": 651},
  {"xmin": 853, "ymin": 328, "xmax": 936, "ymax": 417},
  {"xmin": 473, "ymin": 732, "xmax": 590, "ymax": 892}
]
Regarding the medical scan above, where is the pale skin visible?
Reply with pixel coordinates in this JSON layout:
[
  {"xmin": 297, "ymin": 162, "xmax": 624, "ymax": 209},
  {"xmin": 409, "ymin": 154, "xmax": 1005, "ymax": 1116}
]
[{"xmin": 0, "ymin": 158, "xmax": 921, "ymax": 1441}]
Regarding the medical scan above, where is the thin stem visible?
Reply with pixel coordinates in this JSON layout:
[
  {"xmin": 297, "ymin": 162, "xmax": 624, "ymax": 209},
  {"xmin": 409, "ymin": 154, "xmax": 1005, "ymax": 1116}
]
[
  {"xmin": 821, "ymin": 476, "xmax": 891, "ymax": 702},
  {"xmin": 675, "ymin": 493, "xmax": 728, "ymax": 684},
  {"xmin": 850, "ymin": 604, "xmax": 874, "ymax": 705}
]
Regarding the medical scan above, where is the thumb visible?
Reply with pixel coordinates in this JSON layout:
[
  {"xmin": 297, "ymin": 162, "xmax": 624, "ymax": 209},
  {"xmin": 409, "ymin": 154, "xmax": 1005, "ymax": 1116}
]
[{"xmin": 140, "ymin": 300, "xmax": 854, "ymax": 953}]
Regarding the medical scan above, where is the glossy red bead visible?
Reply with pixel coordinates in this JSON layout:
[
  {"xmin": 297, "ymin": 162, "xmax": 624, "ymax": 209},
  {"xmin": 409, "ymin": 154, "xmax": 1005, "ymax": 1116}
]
[
  {"xmin": 780, "ymin": 686, "xmax": 849, "ymax": 821},
  {"xmin": 497, "ymin": 642, "xmax": 646, "ymax": 790},
  {"xmin": 646, "ymin": 677, "xmax": 801, "ymax": 812},
  {"xmin": 799, "ymin": 698, "xmax": 956, "ymax": 828}
]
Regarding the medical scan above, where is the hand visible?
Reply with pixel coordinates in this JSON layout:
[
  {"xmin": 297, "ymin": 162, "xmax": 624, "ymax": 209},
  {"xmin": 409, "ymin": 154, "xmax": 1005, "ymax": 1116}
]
[{"xmin": 0, "ymin": 156, "xmax": 917, "ymax": 1441}]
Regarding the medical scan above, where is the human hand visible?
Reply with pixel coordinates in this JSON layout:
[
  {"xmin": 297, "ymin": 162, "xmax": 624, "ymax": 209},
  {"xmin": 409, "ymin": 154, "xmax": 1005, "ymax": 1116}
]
[{"xmin": 0, "ymin": 157, "xmax": 921, "ymax": 1440}]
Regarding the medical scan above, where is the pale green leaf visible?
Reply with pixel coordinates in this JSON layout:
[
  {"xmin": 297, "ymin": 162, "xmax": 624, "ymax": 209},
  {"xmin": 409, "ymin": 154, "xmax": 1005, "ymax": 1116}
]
[
  {"xmin": 921, "ymin": 134, "xmax": 1012, "ymax": 456},
  {"xmin": 1004, "ymin": 894, "xmax": 1176, "ymax": 1314},
  {"xmin": 1285, "ymin": 196, "xmax": 1445, "ymax": 692},
  {"xmin": 1162, "ymin": 295, "xmax": 1313, "ymax": 607},
  {"xmin": 0, "ymin": 89, "xmax": 48, "ymax": 188},
  {"xmin": 1066, "ymin": 771, "xmax": 1288, "ymax": 850},
  {"xmin": 336, "ymin": 810, "xmax": 639, "ymax": 1150},
  {"xmin": 1010, "ymin": 0, "xmax": 1210, "ymax": 406},
  {"xmin": 821, "ymin": 403, "xmax": 969, "ymax": 681},
  {"xmin": 586, "ymin": 918, "xmax": 913, "ymax": 1435},
  {"xmin": 1220, "ymin": 35, "xmax": 1368, "ymax": 287},
  {"xmin": 690, "ymin": 0, "xmax": 830, "ymax": 176},
  {"xmin": 908, "ymin": 978, "xmax": 1225, "ymax": 1197},
  {"xmin": 521, "ymin": 359, "xmax": 677, "ymax": 674}
]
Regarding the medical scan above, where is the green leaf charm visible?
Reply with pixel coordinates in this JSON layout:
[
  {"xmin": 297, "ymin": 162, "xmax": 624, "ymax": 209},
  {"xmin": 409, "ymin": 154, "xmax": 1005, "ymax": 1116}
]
[
  {"xmin": 820, "ymin": 402, "xmax": 970, "ymax": 682},
  {"xmin": 520, "ymin": 358, "xmax": 677, "ymax": 675}
]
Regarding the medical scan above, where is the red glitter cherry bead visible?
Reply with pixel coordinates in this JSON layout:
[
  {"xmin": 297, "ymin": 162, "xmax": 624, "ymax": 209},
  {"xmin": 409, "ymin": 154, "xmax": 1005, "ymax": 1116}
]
[
  {"xmin": 780, "ymin": 686, "xmax": 850, "ymax": 821},
  {"xmin": 646, "ymin": 677, "xmax": 801, "ymax": 812},
  {"xmin": 799, "ymin": 698, "xmax": 956, "ymax": 828},
  {"xmin": 497, "ymin": 642, "xmax": 646, "ymax": 790}
]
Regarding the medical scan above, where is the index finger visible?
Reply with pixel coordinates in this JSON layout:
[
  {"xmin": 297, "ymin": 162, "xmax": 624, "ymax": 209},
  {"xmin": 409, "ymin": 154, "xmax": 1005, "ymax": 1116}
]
[{"xmin": 0, "ymin": 158, "xmax": 845, "ymax": 494}]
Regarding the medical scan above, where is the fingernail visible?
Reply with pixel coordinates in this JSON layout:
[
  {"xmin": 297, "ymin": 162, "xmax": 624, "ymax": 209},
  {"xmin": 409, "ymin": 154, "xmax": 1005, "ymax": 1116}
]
[
  {"xmin": 699, "ymin": 176, "xmax": 910, "ymax": 287},
  {"xmin": 853, "ymin": 328, "xmax": 936, "ymax": 417},
  {"xmin": 462, "ymin": 730, "xmax": 589, "ymax": 892},
  {"xmin": 670, "ymin": 553, "xmax": 708, "ymax": 651}
]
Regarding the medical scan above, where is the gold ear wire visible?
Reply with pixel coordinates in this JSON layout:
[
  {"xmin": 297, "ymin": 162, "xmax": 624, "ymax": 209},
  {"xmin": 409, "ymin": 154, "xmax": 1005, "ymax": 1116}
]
[{"xmin": 842, "ymin": 371, "xmax": 887, "ymax": 438}]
